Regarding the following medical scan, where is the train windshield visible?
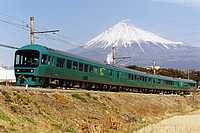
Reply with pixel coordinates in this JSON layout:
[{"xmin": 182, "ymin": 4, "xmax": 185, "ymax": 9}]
[{"xmin": 15, "ymin": 50, "xmax": 40, "ymax": 67}]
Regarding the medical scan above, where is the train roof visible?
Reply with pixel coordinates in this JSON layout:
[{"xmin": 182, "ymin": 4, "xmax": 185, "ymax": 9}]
[{"xmin": 18, "ymin": 44, "xmax": 196, "ymax": 84}]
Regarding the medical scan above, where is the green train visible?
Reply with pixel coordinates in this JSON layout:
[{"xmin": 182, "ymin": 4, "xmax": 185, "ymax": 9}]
[{"xmin": 14, "ymin": 44, "xmax": 197, "ymax": 94}]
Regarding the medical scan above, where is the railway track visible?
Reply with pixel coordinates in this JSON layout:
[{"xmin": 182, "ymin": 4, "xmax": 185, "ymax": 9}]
[{"xmin": 1, "ymin": 85, "xmax": 198, "ymax": 97}]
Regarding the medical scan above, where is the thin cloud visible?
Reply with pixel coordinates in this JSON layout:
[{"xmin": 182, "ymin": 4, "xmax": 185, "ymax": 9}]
[{"xmin": 152, "ymin": 0, "xmax": 200, "ymax": 7}]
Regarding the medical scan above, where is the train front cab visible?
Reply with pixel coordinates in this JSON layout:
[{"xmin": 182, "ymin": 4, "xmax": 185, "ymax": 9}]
[{"xmin": 14, "ymin": 49, "xmax": 42, "ymax": 86}]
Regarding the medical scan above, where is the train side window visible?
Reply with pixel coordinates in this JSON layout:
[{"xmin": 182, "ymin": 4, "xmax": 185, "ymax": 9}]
[
  {"xmin": 140, "ymin": 76, "xmax": 144, "ymax": 81},
  {"xmin": 51, "ymin": 56, "xmax": 54, "ymax": 65},
  {"xmin": 20, "ymin": 55, "xmax": 23, "ymax": 64},
  {"xmin": 89, "ymin": 65, "xmax": 93, "ymax": 73},
  {"xmin": 135, "ymin": 75, "xmax": 140, "ymax": 80},
  {"xmin": 128, "ymin": 73, "xmax": 131, "ymax": 80},
  {"xmin": 61, "ymin": 58, "xmax": 65, "ymax": 67},
  {"xmin": 110, "ymin": 70, "xmax": 112, "ymax": 76},
  {"xmin": 107, "ymin": 69, "xmax": 112, "ymax": 76},
  {"xmin": 41, "ymin": 54, "xmax": 48, "ymax": 64},
  {"xmin": 157, "ymin": 79, "xmax": 161, "ymax": 84},
  {"xmin": 132, "ymin": 75, "xmax": 136, "ymax": 80},
  {"xmin": 192, "ymin": 83, "xmax": 196, "ymax": 87},
  {"xmin": 66, "ymin": 60, "xmax": 72, "ymax": 69},
  {"xmin": 94, "ymin": 66, "xmax": 98, "ymax": 73},
  {"xmin": 48, "ymin": 56, "xmax": 51, "ymax": 65},
  {"xmin": 56, "ymin": 57, "xmax": 65, "ymax": 68},
  {"xmin": 15, "ymin": 55, "xmax": 20, "ymax": 65},
  {"xmin": 148, "ymin": 78, "xmax": 152, "ymax": 83},
  {"xmin": 131, "ymin": 74, "xmax": 133, "ymax": 80},
  {"xmin": 165, "ymin": 80, "xmax": 171, "ymax": 85},
  {"xmin": 84, "ymin": 64, "xmax": 88, "ymax": 72},
  {"xmin": 134, "ymin": 75, "xmax": 137, "ymax": 80},
  {"xmin": 144, "ymin": 77, "xmax": 147, "ymax": 82},
  {"xmin": 116, "ymin": 72, "xmax": 120, "ymax": 79},
  {"xmin": 79, "ymin": 63, "xmax": 83, "ymax": 72},
  {"xmin": 73, "ymin": 61, "xmax": 78, "ymax": 70}
]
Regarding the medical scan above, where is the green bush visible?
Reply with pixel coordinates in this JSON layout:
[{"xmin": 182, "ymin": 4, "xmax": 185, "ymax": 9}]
[
  {"xmin": 71, "ymin": 93, "xmax": 87, "ymax": 102},
  {"xmin": 66, "ymin": 127, "xmax": 76, "ymax": 133},
  {"xmin": 0, "ymin": 109, "xmax": 10, "ymax": 121}
]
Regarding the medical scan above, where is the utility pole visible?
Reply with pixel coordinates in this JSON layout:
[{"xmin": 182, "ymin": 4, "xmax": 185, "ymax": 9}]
[
  {"xmin": 112, "ymin": 46, "xmax": 116, "ymax": 65},
  {"xmin": 5, "ymin": 66, "xmax": 7, "ymax": 86},
  {"xmin": 153, "ymin": 60, "xmax": 156, "ymax": 75},
  {"xmin": 30, "ymin": 16, "xmax": 35, "ymax": 44},
  {"xmin": 187, "ymin": 69, "xmax": 190, "ymax": 80},
  {"xmin": 29, "ymin": 16, "xmax": 59, "ymax": 44},
  {"xmin": 111, "ymin": 46, "xmax": 130, "ymax": 65}
]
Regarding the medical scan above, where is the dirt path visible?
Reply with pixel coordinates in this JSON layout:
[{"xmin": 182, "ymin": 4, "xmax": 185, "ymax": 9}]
[{"xmin": 135, "ymin": 111, "xmax": 200, "ymax": 133}]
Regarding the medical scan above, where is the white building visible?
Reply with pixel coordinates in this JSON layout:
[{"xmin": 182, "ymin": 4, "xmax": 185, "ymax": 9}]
[{"xmin": 0, "ymin": 66, "xmax": 16, "ymax": 83}]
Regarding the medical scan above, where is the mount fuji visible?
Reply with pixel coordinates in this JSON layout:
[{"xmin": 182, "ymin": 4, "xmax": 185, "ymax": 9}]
[{"xmin": 72, "ymin": 21, "xmax": 200, "ymax": 69}]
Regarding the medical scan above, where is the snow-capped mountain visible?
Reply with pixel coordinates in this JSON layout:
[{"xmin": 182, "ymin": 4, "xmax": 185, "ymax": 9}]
[
  {"xmin": 85, "ymin": 21, "xmax": 183, "ymax": 51},
  {"xmin": 72, "ymin": 21, "xmax": 200, "ymax": 69}
]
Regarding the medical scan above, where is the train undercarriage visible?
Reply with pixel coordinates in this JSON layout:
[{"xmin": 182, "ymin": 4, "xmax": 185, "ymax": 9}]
[
  {"xmin": 15, "ymin": 75, "xmax": 195, "ymax": 95},
  {"xmin": 38, "ymin": 77, "xmax": 193, "ymax": 95}
]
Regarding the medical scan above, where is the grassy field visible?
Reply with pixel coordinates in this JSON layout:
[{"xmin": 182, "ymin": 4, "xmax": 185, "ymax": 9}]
[{"xmin": 0, "ymin": 85, "xmax": 200, "ymax": 132}]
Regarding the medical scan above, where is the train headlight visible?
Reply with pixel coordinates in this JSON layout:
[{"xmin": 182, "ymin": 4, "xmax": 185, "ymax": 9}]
[
  {"xmin": 16, "ymin": 69, "xmax": 20, "ymax": 72},
  {"xmin": 31, "ymin": 69, "xmax": 34, "ymax": 73}
]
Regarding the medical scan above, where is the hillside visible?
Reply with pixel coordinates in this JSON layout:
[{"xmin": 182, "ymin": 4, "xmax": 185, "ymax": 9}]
[{"xmin": 0, "ymin": 85, "xmax": 200, "ymax": 132}]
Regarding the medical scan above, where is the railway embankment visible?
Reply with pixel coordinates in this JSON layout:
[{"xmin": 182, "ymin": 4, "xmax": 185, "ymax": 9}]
[{"xmin": 0, "ymin": 85, "xmax": 200, "ymax": 132}]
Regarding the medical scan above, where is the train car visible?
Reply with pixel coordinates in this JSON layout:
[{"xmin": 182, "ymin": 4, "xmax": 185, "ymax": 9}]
[{"xmin": 14, "ymin": 44, "xmax": 197, "ymax": 94}]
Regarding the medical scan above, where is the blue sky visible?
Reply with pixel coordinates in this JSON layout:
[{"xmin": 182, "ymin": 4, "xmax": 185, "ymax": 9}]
[{"xmin": 0, "ymin": 0, "xmax": 200, "ymax": 65}]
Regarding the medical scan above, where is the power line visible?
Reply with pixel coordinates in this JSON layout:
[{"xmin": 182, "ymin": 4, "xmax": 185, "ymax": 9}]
[
  {"xmin": 26, "ymin": 20, "xmax": 82, "ymax": 47},
  {"xmin": 0, "ymin": 15, "xmax": 83, "ymax": 48},
  {"xmin": 43, "ymin": 34, "xmax": 74, "ymax": 44},
  {"xmin": 55, "ymin": 33, "xmax": 83, "ymax": 46},
  {"xmin": 0, "ymin": 43, "xmax": 18, "ymax": 49},
  {"xmin": 44, "ymin": 33, "xmax": 83, "ymax": 47},
  {"xmin": 0, "ymin": 18, "xmax": 29, "ymax": 31},
  {"xmin": 0, "ymin": 13, "xmax": 29, "ymax": 31},
  {"xmin": 25, "ymin": 17, "xmax": 83, "ymax": 47},
  {"xmin": 0, "ymin": 12, "xmax": 27, "ymax": 24}
]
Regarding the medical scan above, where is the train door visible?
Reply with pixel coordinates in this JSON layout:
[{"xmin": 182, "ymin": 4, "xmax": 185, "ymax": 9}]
[
  {"xmin": 48, "ymin": 55, "xmax": 54, "ymax": 76},
  {"xmin": 52, "ymin": 56, "xmax": 58, "ymax": 77},
  {"xmin": 114, "ymin": 71, "xmax": 120, "ymax": 82}
]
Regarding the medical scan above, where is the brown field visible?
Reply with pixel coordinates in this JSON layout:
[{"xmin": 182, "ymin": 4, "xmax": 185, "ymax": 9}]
[{"xmin": 0, "ymin": 85, "xmax": 200, "ymax": 132}]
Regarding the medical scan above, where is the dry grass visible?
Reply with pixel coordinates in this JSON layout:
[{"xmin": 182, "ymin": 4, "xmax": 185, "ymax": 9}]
[{"xmin": 0, "ymin": 85, "xmax": 200, "ymax": 132}]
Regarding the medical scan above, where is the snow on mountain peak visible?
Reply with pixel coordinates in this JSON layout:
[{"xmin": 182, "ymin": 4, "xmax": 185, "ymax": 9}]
[{"xmin": 85, "ymin": 20, "xmax": 183, "ymax": 50}]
